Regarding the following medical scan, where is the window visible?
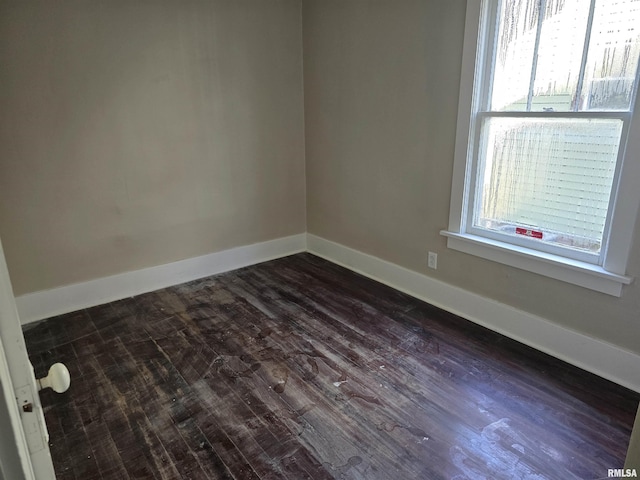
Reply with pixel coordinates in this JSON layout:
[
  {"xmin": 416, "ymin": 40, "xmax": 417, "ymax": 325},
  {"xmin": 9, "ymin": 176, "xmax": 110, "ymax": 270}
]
[{"xmin": 442, "ymin": 0, "xmax": 640, "ymax": 296}]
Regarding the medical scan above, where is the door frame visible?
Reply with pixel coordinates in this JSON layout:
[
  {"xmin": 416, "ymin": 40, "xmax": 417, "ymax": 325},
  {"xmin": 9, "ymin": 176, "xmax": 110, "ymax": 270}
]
[
  {"xmin": 0, "ymin": 334, "xmax": 35, "ymax": 480},
  {"xmin": 0, "ymin": 236, "xmax": 55, "ymax": 480}
]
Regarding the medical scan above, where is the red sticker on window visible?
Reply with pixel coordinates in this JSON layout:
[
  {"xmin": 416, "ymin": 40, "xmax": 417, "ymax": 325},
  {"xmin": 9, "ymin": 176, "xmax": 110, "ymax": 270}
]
[{"xmin": 516, "ymin": 227, "xmax": 543, "ymax": 239}]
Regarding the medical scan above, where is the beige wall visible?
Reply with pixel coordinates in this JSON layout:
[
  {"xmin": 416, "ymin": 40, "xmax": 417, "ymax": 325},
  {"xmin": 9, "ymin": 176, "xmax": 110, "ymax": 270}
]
[
  {"xmin": 303, "ymin": 0, "xmax": 640, "ymax": 355},
  {"xmin": 0, "ymin": 0, "xmax": 306, "ymax": 295},
  {"xmin": 2, "ymin": 0, "xmax": 639, "ymax": 356}
]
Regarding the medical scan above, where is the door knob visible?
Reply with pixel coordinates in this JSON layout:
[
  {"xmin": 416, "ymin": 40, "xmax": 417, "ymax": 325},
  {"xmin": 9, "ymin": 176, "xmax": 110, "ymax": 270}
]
[{"xmin": 37, "ymin": 363, "xmax": 70, "ymax": 393}]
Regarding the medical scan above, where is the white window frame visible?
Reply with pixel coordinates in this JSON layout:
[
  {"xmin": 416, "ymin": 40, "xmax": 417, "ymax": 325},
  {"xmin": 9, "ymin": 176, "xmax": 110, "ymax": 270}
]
[{"xmin": 441, "ymin": 0, "xmax": 640, "ymax": 296}]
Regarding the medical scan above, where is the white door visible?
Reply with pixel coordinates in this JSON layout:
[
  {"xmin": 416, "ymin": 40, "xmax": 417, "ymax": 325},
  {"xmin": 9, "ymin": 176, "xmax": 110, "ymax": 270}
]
[{"xmin": 0, "ymin": 236, "xmax": 56, "ymax": 480}]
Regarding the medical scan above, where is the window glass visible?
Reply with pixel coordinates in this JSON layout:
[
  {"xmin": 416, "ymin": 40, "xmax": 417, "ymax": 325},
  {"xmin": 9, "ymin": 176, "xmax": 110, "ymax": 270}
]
[
  {"xmin": 490, "ymin": 0, "xmax": 640, "ymax": 113},
  {"xmin": 473, "ymin": 117, "xmax": 623, "ymax": 254},
  {"xmin": 531, "ymin": 1, "xmax": 590, "ymax": 112},
  {"xmin": 580, "ymin": 0, "xmax": 640, "ymax": 111},
  {"xmin": 491, "ymin": 0, "xmax": 539, "ymax": 111}
]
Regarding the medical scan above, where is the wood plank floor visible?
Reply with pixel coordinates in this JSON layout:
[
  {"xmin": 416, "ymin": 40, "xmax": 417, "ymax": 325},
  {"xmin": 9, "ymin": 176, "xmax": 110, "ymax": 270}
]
[{"xmin": 24, "ymin": 253, "xmax": 639, "ymax": 480}]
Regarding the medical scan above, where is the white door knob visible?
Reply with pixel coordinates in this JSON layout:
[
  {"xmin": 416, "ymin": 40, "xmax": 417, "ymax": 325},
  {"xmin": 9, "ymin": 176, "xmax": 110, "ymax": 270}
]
[{"xmin": 37, "ymin": 363, "xmax": 70, "ymax": 393}]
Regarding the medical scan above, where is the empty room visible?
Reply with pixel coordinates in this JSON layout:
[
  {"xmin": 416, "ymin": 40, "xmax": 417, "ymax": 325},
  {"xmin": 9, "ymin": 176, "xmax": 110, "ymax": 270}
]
[{"xmin": 1, "ymin": 0, "xmax": 640, "ymax": 479}]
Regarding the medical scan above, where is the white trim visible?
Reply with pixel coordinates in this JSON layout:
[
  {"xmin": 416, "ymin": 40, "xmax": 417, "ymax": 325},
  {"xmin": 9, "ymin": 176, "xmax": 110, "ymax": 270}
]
[
  {"xmin": 0, "ymin": 238, "xmax": 55, "ymax": 480},
  {"xmin": 15, "ymin": 231, "xmax": 640, "ymax": 392},
  {"xmin": 0, "ymin": 337, "xmax": 36, "ymax": 480},
  {"xmin": 16, "ymin": 234, "xmax": 306, "ymax": 325},
  {"xmin": 441, "ymin": 231, "xmax": 632, "ymax": 297},
  {"xmin": 605, "ymin": 87, "xmax": 640, "ymax": 274},
  {"xmin": 448, "ymin": 0, "xmax": 483, "ymax": 233},
  {"xmin": 307, "ymin": 234, "xmax": 640, "ymax": 393}
]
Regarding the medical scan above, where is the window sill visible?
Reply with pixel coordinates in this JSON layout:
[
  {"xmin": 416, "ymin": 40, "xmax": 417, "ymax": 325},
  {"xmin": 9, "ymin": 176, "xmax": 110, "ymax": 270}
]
[{"xmin": 440, "ymin": 230, "xmax": 633, "ymax": 297}]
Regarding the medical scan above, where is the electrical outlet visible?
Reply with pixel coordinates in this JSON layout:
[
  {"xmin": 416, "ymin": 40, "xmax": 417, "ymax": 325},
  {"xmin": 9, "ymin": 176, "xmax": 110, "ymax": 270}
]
[{"xmin": 428, "ymin": 251, "xmax": 437, "ymax": 269}]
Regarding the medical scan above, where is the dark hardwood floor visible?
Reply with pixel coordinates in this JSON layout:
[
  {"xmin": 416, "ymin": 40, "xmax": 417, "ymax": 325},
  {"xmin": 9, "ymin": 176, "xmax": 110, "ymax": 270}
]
[{"xmin": 23, "ymin": 253, "xmax": 639, "ymax": 480}]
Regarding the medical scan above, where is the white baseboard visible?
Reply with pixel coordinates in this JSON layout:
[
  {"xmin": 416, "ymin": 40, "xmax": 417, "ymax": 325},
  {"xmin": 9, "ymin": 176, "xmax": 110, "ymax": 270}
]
[
  {"xmin": 307, "ymin": 234, "xmax": 640, "ymax": 393},
  {"xmin": 16, "ymin": 231, "xmax": 640, "ymax": 392},
  {"xmin": 16, "ymin": 234, "xmax": 307, "ymax": 325}
]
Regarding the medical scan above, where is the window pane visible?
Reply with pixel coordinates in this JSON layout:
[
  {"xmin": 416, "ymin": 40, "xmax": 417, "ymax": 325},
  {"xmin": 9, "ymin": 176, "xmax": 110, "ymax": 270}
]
[
  {"xmin": 474, "ymin": 117, "xmax": 622, "ymax": 254},
  {"xmin": 491, "ymin": 0, "xmax": 540, "ymax": 111},
  {"xmin": 490, "ymin": 0, "xmax": 640, "ymax": 113},
  {"xmin": 530, "ymin": 0, "xmax": 590, "ymax": 112},
  {"xmin": 579, "ymin": 0, "xmax": 640, "ymax": 111}
]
